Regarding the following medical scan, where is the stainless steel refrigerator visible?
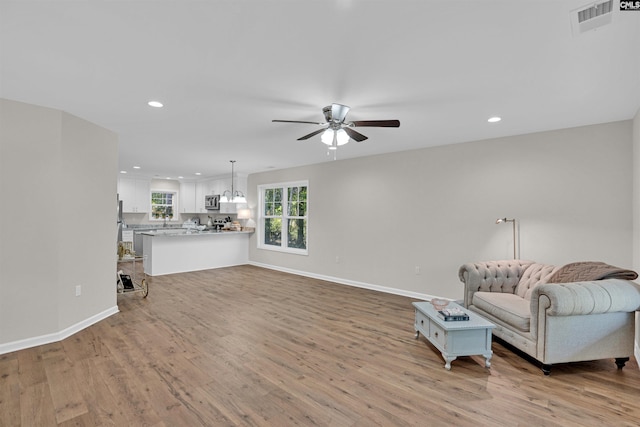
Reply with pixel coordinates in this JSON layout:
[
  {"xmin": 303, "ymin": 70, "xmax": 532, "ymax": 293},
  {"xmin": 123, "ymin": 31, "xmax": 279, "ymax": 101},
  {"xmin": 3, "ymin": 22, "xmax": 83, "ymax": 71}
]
[{"xmin": 117, "ymin": 196, "xmax": 123, "ymax": 243}]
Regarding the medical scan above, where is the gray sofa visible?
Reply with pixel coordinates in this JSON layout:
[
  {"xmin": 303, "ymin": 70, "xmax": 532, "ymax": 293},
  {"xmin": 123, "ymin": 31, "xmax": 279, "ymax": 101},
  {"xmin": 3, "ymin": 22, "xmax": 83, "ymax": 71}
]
[{"xmin": 458, "ymin": 260, "xmax": 640, "ymax": 374}]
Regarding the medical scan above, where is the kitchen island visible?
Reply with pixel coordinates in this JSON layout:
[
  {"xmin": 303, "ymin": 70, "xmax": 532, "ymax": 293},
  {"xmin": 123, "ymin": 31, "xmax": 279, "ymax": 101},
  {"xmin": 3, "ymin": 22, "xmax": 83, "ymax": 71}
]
[{"xmin": 141, "ymin": 230, "xmax": 251, "ymax": 276}]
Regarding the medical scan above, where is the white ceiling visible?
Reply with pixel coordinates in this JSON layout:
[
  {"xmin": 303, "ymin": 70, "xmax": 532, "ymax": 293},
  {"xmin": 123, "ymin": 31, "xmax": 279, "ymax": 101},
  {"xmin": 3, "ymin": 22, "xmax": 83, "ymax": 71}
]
[{"xmin": 2, "ymin": 1, "xmax": 639, "ymax": 180}]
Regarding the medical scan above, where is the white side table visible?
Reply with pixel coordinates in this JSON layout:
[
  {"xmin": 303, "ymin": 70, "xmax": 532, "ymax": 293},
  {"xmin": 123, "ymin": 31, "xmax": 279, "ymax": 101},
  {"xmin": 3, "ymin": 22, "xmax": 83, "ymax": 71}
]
[{"xmin": 413, "ymin": 301, "xmax": 495, "ymax": 370}]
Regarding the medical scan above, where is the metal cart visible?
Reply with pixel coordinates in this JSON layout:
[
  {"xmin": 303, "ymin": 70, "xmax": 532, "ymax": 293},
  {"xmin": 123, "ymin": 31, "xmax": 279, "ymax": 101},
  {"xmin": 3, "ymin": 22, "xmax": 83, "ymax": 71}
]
[{"xmin": 117, "ymin": 254, "xmax": 149, "ymax": 298}]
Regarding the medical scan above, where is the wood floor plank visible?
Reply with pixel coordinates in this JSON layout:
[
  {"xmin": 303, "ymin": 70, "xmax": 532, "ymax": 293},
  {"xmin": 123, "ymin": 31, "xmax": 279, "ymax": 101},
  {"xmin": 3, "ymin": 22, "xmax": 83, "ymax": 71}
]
[
  {"xmin": 19, "ymin": 383, "xmax": 58, "ymax": 427},
  {"xmin": 93, "ymin": 357, "xmax": 164, "ymax": 426},
  {"xmin": 1, "ymin": 264, "xmax": 640, "ymax": 425},
  {"xmin": 0, "ymin": 354, "xmax": 21, "ymax": 427},
  {"xmin": 42, "ymin": 352, "xmax": 91, "ymax": 424}
]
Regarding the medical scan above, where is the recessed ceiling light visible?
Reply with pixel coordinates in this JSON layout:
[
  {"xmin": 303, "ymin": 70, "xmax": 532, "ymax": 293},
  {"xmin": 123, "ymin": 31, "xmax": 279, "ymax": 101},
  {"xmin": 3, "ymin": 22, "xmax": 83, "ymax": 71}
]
[
  {"xmin": 148, "ymin": 101, "xmax": 163, "ymax": 108},
  {"xmin": 488, "ymin": 116, "xmax": 502, "ymax": 123},
  {"xmin": 133, "ymin": 166, "xmax": 141, "ymax": 169},
  {"xmin": 166, "ymin": 177, "xmax": 171, "ymax": 179},
  {"xmin": 178, "ymin": 176, "xmax": 184, "ymax": 179},
  {"xmin": 120, "ymin": 170, "xmax": 127, "ymax": 174},
  {"xmin": 195, "ymin": 172, "xmax": 202, "ymax": 176}
]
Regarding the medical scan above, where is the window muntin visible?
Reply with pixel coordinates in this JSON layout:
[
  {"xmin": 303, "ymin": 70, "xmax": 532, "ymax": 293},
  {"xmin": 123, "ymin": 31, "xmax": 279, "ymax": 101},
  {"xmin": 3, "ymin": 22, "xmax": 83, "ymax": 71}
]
[
  {"xmin": 259, "ymin": 182, "xmax": 308, "ymax": 254},
  {"xmin": 151, "ymin": 191, "xmax": 176, "ymax": 220}
]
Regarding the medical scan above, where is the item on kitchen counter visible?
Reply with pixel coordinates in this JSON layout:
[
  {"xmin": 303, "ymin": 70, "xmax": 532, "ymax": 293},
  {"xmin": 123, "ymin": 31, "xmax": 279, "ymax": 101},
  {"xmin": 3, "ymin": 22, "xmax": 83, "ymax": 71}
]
[
  {"xmin": 207, "ymin": 216, "xmax": 213, "ymax": 227},
  {"xmin": 182, "ymin": 220, "xmax": 198, "ymax": 230}
]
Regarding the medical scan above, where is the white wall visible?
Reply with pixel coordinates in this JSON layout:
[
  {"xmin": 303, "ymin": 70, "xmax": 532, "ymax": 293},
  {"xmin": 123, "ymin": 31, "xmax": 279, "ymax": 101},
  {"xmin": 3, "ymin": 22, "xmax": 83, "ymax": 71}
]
[
  {"xmin": 0, "ymin": 98, "xmax": 118, "ymax": 353},
  {"xmin": 634, "ymin": 108, "xmax": 640, "ymax": 273},
  {"xmin": 248, "ymin": 120, "xmax": 633, "ymax": 301},
  {"xmin": 632, "ymin": 107, "xmax": 640, "ymax": 361}
]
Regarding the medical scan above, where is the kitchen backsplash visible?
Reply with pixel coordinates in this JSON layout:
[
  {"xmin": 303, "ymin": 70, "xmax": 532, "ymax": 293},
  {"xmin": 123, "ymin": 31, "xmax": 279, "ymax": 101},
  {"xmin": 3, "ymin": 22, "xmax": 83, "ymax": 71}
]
[{"xmin": 122, "ymin": 212, "xmax": 235, "ymax": 228}]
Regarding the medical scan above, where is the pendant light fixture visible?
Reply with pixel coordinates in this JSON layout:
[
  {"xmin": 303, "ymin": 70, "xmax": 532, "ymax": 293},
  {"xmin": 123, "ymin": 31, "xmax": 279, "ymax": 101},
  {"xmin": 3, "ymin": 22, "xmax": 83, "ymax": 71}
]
[{"xmin": 220, "ymin": 160, "xmax": 246, "ymax": 204}]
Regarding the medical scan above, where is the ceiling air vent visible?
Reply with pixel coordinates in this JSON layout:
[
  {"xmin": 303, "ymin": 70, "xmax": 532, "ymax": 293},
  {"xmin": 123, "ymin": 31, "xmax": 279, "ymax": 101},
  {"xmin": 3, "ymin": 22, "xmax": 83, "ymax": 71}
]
[{"xmin": 571, "ymin": 0, "xmax": 614, "ymax": 36}]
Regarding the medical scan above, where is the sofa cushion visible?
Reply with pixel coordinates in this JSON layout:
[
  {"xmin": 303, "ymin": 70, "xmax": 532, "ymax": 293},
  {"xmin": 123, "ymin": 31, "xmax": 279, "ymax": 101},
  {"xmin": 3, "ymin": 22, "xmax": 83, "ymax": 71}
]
[
  {"xmin": 515, "ymin": 263, "xmax": 559, "ymax": 300},
  {"xmin": 472, "ymin": 292, "xmax": 531, "ymax": 332}
]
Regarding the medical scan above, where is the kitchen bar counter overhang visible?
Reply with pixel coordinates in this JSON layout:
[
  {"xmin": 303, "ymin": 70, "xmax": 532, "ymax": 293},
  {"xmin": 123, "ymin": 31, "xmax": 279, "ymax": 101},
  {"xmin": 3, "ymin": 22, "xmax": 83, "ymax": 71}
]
[{"xmin": 141, "ymin": 230, "xmax": 251, "ymax": 276}]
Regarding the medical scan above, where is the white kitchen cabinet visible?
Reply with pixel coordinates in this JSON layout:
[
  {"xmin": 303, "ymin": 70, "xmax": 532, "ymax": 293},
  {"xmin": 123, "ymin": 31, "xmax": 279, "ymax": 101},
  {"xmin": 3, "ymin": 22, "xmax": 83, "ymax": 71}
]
[
  {"xmin": 118, "ymin": 177, "xmax": 151, "ymax": 213},
  {"xmin": 179, "ymin": 182, "xmax": 197, "ymax": 213},
  {"xmin": 195, "ymin": 180, "xmax": 213, "ymax": 213}
]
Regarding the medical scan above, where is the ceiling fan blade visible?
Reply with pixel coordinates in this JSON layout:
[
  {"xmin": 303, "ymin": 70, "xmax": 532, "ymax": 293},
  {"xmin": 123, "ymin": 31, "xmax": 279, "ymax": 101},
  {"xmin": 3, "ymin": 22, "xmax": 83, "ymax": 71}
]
[
  {"xmin": 351, "ymin": 120, "xmax": 400, "ymax": 127},
  {"xmin": 344, "ymin": 127, "xmax": 368, "ymax": 142},
  {"xmin": 273, "ymin": 119, "xmax": 325, "ymax": 125},
  {"xmin": 297, "ymin": 128, "xmax": 327, "ymax": 141},
  {"xmin": 331, "ymin": 103, "xmax": 350, "ymax": 123}
]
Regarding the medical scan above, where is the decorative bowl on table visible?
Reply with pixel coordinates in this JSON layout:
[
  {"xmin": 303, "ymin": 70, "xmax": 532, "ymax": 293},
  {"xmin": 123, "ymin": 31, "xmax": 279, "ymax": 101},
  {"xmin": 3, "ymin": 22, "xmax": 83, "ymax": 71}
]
[{"xmin": 430, "ymin": 298, "xmax": 450, "ymax": 311}]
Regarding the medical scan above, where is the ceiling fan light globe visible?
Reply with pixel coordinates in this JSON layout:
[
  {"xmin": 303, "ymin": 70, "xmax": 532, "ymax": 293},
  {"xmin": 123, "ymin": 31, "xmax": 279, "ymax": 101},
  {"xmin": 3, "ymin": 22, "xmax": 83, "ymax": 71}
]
[
  {"xmin": 336, "ymin": 129, "xmax": 349, "ymax": 145},
  {"xmin": 321, "ymin": 129, "xmax": 334, "ymax": 145}
]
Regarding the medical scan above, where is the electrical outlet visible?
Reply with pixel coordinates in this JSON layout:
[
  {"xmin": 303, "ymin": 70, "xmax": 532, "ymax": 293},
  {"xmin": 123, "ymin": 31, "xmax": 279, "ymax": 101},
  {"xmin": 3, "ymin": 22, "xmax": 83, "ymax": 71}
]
[
  {"xmin": 415, "ymin": 266, "xmax": 421, "ymax": 275},
  {"xmin": 75, "ymin": 285, "xmax": 81, "ymax": 297}
]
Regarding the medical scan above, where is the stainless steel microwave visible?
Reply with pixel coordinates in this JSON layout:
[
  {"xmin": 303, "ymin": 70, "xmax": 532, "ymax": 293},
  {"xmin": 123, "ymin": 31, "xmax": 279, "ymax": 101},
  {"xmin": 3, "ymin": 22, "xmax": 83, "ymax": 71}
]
[{"xmin": 205, "ymin": 194, "xmax": 220, "ymax": 210}]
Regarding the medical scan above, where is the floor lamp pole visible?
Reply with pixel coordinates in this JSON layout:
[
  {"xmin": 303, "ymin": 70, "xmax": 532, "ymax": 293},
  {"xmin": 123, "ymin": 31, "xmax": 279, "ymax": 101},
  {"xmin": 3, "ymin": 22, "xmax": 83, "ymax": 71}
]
[
  {"xmin": 496, "ymin": 217, "xmax": 518, "ymax": 259},
  {"xmin": 511, "ymin": 219, "xmax": 517, "ymax": 259}
]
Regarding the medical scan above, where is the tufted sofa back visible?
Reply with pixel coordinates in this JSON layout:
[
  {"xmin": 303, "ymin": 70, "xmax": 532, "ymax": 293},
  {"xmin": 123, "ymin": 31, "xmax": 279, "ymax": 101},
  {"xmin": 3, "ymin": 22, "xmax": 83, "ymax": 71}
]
[
  {"xmin": 458, "ymin": 260, "xmax": 534, "ymax": 306},
  {"xmin": 515, "ymin": 263, "xmax": 559, "ymax": 300}
]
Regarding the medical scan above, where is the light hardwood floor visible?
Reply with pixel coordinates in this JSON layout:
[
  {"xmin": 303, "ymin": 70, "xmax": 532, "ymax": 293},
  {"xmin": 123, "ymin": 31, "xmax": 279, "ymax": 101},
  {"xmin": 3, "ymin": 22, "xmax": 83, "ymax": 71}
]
[{"xmin": 1, "ymin": 264, "xmax": 639, "ymax": 426}]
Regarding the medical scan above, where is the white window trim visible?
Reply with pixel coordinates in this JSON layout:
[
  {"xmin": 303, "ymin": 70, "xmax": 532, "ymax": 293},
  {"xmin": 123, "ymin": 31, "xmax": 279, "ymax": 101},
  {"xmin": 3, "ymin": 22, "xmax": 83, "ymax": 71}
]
[
  {"xmin": 257, "ymin": 180, "xmax": 308, "ymax": 255},
  {"xmin": 149, "ymin": 190, "xmax": 178, "ymax": 222}
]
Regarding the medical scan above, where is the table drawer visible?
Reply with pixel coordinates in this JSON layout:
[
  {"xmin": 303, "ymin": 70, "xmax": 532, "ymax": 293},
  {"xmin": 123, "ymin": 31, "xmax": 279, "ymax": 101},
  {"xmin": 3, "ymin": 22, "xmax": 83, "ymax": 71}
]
[
  {"xmin": 430, "ymin": 321, "xmax": 447, "ymax": 349},
  {"xmin": 415, "ymin": 309, "xmax": 430, "ymax": 335}
]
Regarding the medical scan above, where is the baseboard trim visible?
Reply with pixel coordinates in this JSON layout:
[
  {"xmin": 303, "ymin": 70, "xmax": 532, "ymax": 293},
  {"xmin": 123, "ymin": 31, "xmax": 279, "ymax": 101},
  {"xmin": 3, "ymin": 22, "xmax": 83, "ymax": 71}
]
[
  {"xmin": 0, "ymin": 305, "xmax": 119, "ymax": 356},
  {"xmin": 248, "ymin": 261, "xmax": 436, "ymax": 301}
]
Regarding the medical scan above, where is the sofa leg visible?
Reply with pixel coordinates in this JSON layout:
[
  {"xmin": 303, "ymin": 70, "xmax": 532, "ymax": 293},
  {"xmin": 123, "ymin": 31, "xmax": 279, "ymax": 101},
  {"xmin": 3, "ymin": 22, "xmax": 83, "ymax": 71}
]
[
  {"xmin": 542, "ymin": 364, "xmax": 551, "ymax": 376},
  {"xmin": 615, "ymin": 357, "xmax": 629, "ymax": 370}
]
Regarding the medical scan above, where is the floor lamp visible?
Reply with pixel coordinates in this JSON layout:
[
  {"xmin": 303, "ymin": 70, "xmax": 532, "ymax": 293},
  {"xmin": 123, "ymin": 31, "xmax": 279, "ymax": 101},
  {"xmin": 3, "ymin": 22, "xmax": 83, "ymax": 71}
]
[{"xmin": 496, "ymin": 217, "xmax": 517, "ymax": 259}]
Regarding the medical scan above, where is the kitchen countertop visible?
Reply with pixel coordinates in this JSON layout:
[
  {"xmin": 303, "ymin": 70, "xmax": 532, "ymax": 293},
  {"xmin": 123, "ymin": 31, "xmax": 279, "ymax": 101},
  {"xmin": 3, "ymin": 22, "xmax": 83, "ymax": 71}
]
[{"xmin": 140, "ymin": 229, "xmax": 252, "ymax": 237}]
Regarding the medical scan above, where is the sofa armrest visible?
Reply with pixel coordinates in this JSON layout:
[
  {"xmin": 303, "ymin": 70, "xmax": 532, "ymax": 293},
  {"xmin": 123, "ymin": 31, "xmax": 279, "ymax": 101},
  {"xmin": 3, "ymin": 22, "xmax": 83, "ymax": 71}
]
[
  {"xmin": 530, "ymin": 279, "xmax": 640, "ymax": 342},
  {"xmin": 458, "ymin": 260, "xmax": 534, "ymax": 307},
  {"xmin": 531, "ymin": 279, "xmax": 640, "ymax": 316}
]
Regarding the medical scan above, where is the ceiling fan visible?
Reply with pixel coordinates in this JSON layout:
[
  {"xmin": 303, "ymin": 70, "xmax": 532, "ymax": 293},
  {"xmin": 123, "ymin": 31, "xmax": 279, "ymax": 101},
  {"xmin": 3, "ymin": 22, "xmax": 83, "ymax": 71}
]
[{"xmin": 272, "ymin": 103, "xmax": 400, "ymax": 150}]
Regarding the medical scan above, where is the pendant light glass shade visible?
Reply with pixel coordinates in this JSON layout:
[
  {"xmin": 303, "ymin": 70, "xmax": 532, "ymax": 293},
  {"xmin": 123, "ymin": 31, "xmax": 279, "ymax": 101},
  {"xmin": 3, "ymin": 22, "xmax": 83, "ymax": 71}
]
[{"xmin": 232, "ymin": 194, "xmax": 246, "ymax": 204}]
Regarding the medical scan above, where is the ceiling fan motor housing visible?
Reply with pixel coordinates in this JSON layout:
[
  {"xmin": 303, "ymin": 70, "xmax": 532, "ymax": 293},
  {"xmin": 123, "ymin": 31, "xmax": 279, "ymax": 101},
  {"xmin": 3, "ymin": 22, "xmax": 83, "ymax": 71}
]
[{"xmin": 322, "ymin": 106, "xmax": 332, "ymax": 122}]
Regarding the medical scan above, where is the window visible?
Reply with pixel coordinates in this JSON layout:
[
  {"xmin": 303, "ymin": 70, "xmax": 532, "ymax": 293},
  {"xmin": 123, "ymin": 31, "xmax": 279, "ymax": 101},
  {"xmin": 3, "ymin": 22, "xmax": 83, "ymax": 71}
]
[
  {"xmin": 150, "ymin": 192, "xmax": 176, "ymax": 220},
  {"xmin": 259, "ymin": 181, "xmax": 308, "ymax": 254}
]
